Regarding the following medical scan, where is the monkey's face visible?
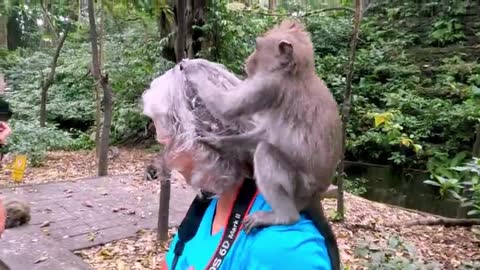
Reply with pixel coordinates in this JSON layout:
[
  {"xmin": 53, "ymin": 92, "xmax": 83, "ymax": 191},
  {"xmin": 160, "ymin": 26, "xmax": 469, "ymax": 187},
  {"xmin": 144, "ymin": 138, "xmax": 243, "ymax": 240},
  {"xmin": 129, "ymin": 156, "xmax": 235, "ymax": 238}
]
[{"xmin": 245, "ymin": 36, "xmax": 294, "ymax": 76}]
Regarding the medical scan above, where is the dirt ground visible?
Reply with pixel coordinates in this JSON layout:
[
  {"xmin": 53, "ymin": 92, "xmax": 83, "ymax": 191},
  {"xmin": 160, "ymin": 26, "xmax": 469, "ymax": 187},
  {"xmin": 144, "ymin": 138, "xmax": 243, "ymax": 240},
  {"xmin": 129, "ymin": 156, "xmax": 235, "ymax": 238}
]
[{"xmin": 2, "ymin": 148, "xmax": 479, "ymax": 269}]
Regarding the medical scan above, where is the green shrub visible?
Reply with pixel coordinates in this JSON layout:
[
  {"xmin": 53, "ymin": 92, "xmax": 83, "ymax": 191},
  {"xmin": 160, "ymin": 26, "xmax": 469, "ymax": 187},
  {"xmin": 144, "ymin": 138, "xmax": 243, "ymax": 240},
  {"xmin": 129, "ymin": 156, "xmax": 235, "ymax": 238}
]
[{"xmin": 3, "ymin": 120, "xmax": 76, "ymax": 166}]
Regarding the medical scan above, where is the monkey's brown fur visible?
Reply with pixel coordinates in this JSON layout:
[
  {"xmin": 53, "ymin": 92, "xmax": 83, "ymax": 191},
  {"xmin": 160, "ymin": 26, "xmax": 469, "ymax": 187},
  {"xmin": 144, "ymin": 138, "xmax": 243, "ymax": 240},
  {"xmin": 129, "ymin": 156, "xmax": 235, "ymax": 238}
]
[{"xmin": 3, "ymin": 197, "xmax": 31, "ymax": 229}]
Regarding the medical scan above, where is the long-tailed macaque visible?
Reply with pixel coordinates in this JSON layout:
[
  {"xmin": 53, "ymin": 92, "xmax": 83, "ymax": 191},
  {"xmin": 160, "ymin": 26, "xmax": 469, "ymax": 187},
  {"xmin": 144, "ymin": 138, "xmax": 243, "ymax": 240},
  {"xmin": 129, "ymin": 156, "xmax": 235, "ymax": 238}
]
[
  {"xmin": 2, "ymin": 197, "xmax": 31, "ymax": 229},
  {"xmin": 142, "ymin": 43, "xmax": 342, "ymax": 269},
  {"xmin": 181, "ymin": 19, "xmax": 342, "ymax": 269}
]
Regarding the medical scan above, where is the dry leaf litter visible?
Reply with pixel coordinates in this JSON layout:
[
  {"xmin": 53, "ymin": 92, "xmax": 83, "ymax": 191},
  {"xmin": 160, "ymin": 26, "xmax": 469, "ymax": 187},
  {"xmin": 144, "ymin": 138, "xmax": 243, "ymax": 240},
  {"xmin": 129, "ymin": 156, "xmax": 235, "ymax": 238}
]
[{"xmin": 1, "ymin": 148, "xmax": 478, "ymax": 269}]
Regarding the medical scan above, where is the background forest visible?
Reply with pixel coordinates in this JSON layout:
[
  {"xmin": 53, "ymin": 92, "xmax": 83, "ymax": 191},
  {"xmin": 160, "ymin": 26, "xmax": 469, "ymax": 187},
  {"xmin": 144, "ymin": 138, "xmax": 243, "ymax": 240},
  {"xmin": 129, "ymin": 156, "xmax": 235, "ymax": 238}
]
[{"xmin": 0, "ymin": 0, "xmax": 479, "ymax": 268}]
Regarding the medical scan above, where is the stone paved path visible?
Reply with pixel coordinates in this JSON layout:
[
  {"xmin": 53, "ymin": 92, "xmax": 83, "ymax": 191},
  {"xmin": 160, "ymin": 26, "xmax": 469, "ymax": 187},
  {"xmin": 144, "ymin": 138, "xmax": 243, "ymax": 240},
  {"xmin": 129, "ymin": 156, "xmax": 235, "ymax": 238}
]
[{"xmin": 0, "ymin": 174, "xmax": 196, "ymax": 270}]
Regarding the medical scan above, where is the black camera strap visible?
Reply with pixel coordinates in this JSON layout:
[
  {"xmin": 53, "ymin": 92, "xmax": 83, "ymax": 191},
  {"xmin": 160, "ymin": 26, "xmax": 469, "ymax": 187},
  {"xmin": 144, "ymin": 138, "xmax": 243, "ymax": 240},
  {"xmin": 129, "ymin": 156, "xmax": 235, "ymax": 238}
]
[{"xmin": 170, "ymin": 178, "xmax": 258, "ymax": 270}]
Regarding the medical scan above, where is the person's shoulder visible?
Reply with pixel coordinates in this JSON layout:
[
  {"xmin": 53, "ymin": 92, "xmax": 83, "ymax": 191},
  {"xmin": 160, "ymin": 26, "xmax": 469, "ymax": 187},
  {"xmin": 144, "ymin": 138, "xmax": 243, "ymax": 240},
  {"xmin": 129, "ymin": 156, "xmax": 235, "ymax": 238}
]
[
  {"xmin": 238, "ymin": 194, "xmax": 332, "ymax": 269},
  {"xmin": 241, "ymin": 217, "xmax": 332, "ymax": 269}
]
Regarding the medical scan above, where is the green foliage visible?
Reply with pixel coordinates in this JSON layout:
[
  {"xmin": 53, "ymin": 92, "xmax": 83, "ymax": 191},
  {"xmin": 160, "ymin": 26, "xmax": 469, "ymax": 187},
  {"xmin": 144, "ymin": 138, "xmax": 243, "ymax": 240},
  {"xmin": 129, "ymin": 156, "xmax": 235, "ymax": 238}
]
[
  {"xmin": 354, "ymin": 236, "xmax": 442, "ymax": 269},
  {"xmin": 425, "ymin": 157, "xmax": 480, "ymax": 218},
  {"xmin": 429, "ymin": 18, "xmax": 465, "ymax": 46},
  {"xmin": 344, "ymin": 177, "xmax": 368, "ymax": 196},
  {"xmin": 2, "ymin": 120, "xmax": 76, "ymax": 167},
  {"xmin": 198, "ymin": 0, "xmax": 280, "ymax": 74},
  {"xmin": 67, "ymin": 132, "xmax": 96, "ymax": 151},
  {"xmin": 2, "ymin": 0, "xmax": 479, "ymax": 174},
  {"xmin": 5, "ymin": 47, "xmax": 95, "ymax": 122}
]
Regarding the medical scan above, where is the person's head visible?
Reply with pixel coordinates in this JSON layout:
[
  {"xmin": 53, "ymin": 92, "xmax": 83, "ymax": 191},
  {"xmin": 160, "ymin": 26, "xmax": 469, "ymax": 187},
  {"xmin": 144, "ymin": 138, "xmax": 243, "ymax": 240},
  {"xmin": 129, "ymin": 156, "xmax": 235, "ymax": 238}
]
[{"xmin": 141, "ymin": 59, "xmax": 253, "ymax": 195}]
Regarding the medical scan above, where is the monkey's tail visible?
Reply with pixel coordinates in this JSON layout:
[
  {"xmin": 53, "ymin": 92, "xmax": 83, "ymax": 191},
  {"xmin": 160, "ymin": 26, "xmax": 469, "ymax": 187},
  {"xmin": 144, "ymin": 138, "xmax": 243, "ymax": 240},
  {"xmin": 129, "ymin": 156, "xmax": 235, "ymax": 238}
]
[{"xmin": 305, "ymin": 199, "xmax": 341, "ymax": 270}]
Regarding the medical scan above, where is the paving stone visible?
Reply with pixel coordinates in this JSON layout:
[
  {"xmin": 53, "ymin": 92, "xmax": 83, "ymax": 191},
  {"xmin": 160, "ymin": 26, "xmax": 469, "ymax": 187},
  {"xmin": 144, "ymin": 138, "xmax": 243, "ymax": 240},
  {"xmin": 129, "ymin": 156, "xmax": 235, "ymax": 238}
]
[
  {"xmin": 0, "ymin": 225, "xmax": 93, "ymax": 270},
  {"xmin": 0, "ymin": 174, "xmax": 196, "ymax": 270}
]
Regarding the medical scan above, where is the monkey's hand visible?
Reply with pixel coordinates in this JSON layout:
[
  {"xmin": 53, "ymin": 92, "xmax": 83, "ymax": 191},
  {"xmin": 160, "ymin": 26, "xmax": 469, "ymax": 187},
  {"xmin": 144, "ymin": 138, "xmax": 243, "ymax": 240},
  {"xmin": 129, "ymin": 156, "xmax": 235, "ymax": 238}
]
[
  {"xmin": 197, "ymin": 128, "xmax": 265, "ymax": 151},
  {"xmin": 197, "ymin": 131, "xmax": 262, "ymax": 153},
  {"xmin": 182, "ymin": 60, "xmax": 280, "ymax": 121}
]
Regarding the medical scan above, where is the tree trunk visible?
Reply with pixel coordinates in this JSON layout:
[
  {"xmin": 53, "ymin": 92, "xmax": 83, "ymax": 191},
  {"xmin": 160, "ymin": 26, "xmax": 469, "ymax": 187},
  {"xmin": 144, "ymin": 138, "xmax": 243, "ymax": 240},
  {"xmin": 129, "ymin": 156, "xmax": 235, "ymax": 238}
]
[
  {"xmin": 175, "ymin": 0, "xmax": 186, "ymax": 62},
  {"xmin": 40, "ymin": 30, "xmax": 69, "ymax": 127},
  {"xmin": 88, "ymin": 0, "xmax": 113, "ymax": 177},
  {"xmin": 192, "ymin": 0, "xmax": 206, "ymax": 56},
  {"xmin": 157, "ymin": 161, "xmax": 171, "ymax": 243},
  {"xmin": 157, "ymin": 1, "xmax": 177, "ymax": 62},
  {"xmin": 404, "ymin": 217, "xmax": 480, "ymax": 227},
  {"xmin": 157, "ymin": 10, "xmax": 169, "ymax": 38},
  {"xmin": 336, "ymin": 0, "xmax": 363, "ymax": 220},
  {"xmin": 94, "ymin": 0, "xmax": 105, "ymax": 158},
  {"xmin": 268, "ymin": 0, "xmax": 276, "ymax": 11},
  {"xmin": 153, "ymin": 146, "xmax": 172, "ymax": 243},
  {"xmin": 6, "ymin": 2, "xmax": 21, "ymax": 50},
  {"xmin": 0, "ymin": 0, "xmax": 7, "ymax": 49},
  {"xmin": 473, "ymin": 124, "xmax": 480, "ymax": 157},
  {"xmin": 186, "ymin": 0, "xmax": 193, "ymax": 58},
  {"xmin": 41, "ymin": 0, "xmax": 57, "ymax": 47},
  {"xmin": 157, "ymin": 0, "xmax": 188, "ymax": 243}
]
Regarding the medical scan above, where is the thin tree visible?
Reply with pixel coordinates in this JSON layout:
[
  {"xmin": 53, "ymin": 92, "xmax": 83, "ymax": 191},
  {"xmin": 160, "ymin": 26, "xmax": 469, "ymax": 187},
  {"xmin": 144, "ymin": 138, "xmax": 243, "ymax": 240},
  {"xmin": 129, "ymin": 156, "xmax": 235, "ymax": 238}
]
[
  {"xmin": 40, "ymin": 30, "xmax": 69, "ymax": 127},
  {"xmin": 0, "ymin": 0, "xmax": 7, "ymax": 49},
  {"xmin": 41, "ymin": 0, "xmax": 58, "ymax": 47},
  {"xmin": 175, "ymin": 0, "xmax": 186, "ymax": 62},
  {"xmin": 192, "ymin": 0, "xmax": 206, "ymax": 56},
  {"xmin": 186, "ymin": 0, "xmax": 193, "ymax": 58},
  {"xmin": 94, "ymin": 0, "xmax": 105, "ymax": 158},
  {"xmin": 157, "ymin": 0, "xmax": 189, "ymax": 243},
  {"xmin": 336, "ymin": 0, "xmax": 363, "ymax": 220},
  {"xmin": 473, "ymin": 124, "xmax": 480, "ymax": 157},
  {"xmin": 87, "ymin": 0, "xmax": 113, "ymax": 176},
  {"xmin": 157, "ymin": 154, "xmax": 171, "ymax": 243},
  {"xmin": 268, "ymin": 0, "xmax": 276, "ymax": 12}
]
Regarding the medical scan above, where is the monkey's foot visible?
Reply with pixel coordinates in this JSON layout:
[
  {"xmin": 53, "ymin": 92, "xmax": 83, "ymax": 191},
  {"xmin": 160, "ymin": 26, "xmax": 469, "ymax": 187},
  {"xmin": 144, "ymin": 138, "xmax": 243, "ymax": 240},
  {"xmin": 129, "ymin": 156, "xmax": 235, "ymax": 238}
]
[{"xmin": 243, "ymin": 211, "xmax": 297, "ymax": 234}]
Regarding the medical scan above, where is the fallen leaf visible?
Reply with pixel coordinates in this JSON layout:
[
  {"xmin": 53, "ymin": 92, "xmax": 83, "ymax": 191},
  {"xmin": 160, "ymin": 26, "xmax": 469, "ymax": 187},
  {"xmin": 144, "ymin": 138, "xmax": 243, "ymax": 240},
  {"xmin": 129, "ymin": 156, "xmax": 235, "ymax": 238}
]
[
  {"xmin": 34, "ymin": 256, "xmax": 48, "ymax": 264},
  {"xmin": 40, "ymin": 221, "xmax": 50, "ymax": 228},
  {"xmin": 83, "ymin": 201, "xmax": 93, "ymax": 208}
]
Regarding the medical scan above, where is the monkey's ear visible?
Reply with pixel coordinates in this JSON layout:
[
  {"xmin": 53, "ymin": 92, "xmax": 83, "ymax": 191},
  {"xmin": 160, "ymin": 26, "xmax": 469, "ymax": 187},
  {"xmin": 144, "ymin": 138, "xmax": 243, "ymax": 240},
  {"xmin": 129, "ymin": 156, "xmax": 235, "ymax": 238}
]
[{"xmin": 279, "ymin": 40, "xmax": 293, "ymax": 55}]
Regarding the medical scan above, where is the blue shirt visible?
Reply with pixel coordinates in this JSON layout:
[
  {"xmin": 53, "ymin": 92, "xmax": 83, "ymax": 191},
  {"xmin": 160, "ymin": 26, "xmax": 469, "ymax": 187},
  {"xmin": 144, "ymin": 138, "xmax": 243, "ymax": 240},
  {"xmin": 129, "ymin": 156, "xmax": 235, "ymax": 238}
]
[{"xmin": 164, "ymin": 192, "xmax": 332, "ymax": 270}]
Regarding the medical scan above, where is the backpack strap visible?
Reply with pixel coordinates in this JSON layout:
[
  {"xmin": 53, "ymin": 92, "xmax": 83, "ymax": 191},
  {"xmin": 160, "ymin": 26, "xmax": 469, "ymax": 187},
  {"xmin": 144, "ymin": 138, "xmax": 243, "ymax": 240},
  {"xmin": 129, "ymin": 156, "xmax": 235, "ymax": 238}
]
[
  {"xmin": 171, "ymin": 194, "xmax": 212, "ymax": 270},
  {"xmin": 170, "ymin": 178, "xmax": 258, "ymax": 270}
]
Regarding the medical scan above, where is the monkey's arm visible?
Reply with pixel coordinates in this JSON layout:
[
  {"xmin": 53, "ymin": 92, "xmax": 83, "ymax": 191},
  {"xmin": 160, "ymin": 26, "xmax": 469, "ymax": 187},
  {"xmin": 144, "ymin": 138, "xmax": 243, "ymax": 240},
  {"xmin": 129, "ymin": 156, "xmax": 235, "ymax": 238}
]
[{"xmin": 186, "ymin": 70, "xmax": 280, "ymax": 121}]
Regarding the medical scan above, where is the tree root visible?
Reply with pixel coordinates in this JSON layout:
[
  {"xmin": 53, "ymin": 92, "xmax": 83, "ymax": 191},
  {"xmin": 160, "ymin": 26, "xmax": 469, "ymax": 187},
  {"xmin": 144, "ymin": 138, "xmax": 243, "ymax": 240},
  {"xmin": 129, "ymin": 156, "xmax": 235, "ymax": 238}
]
[{"xmin": 404, "ymin": 218, "xmax": 480, "ymax": 227}]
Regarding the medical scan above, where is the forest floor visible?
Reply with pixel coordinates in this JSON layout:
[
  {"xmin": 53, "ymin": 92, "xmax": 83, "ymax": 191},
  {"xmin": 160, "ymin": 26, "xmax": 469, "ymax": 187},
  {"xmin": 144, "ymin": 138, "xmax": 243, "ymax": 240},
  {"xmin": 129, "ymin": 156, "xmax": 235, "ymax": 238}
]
[{"xmin": 1, "ymin": 147, "xmax": 479, "ymax": 269}]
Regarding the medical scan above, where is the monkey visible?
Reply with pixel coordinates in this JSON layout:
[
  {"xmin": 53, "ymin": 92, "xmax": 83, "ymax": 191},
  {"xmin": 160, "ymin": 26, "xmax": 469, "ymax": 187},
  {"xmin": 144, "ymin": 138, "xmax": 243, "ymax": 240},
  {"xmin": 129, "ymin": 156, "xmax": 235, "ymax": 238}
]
[
  {"xmin": 144, "ymin": 163, "xmax": 159, "ymax": 181},
  {"xmin": 182, "ymin": 19, "xmax": 343, "ymax": 231},
  {"xmin": 142, "ymin": 56, "xmax": 341, "ymax": 269},
  {"xmin": 180, "ymin": 20, "xmax": 342, "ymax": 268},
  {"xmin": 108, "ymin": 146, "xmax": 120, "ymax": 160},
  {"xmin": 144, "ymin": 152, "xmax": 165, "ymax": 181},
  {"xmin": 2, "ymin": 197, "xmax": 31, "ymax": 229}
]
